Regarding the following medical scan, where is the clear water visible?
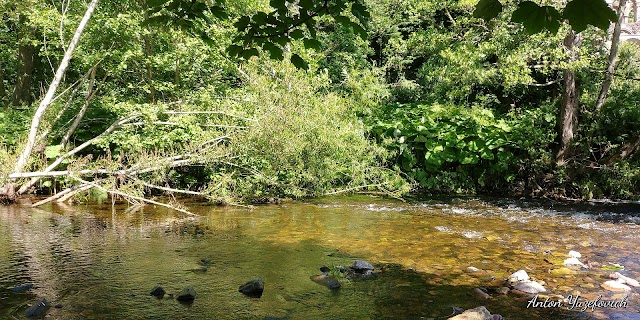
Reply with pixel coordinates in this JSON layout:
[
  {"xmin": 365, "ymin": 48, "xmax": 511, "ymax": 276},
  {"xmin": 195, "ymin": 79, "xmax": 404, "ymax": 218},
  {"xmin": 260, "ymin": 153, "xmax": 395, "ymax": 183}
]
[{"xmin": 1, "ymin": 197, "xmax": 639, "ymax": 319}]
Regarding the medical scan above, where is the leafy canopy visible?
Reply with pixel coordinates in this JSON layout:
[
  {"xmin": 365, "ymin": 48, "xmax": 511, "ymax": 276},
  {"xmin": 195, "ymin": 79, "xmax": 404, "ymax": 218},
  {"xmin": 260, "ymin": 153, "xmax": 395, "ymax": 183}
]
[{"xmin": 474, "ymin": 0, "xmax": 617, "ymax": 33}]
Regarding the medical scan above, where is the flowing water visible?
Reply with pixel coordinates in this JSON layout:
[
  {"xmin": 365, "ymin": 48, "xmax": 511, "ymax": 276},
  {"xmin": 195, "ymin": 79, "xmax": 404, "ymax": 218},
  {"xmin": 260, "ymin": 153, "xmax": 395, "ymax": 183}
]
[{"xmin": 1, "ymin": 196, "xmax": 640, "ymax": 320}]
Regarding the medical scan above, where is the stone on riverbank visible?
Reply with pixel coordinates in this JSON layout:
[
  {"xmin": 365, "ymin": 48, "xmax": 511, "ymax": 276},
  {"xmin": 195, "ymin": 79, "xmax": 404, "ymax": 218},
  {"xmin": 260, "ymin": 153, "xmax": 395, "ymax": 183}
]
[
  {"xmin": 176, "ymin": 286, "xmax": 196, "ymax": 302},
  {"xmin": 471, "ymin": 288, "xmax": 490, "ymax": 300},
  {"xmin": 352, "ymin": 260, "xmax": 374, "ymax": 272},
  {"xmin": 25, "ymin": 298, "xmax": 49, "ymax": 318},
  {"xmin": 239, "ymin": 279, "xmax": 264, "ymax": 298}
]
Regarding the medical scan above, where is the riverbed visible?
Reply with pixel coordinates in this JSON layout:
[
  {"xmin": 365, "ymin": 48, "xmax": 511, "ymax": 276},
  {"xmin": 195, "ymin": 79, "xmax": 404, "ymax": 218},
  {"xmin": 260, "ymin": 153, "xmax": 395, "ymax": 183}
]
[{"xmin": 1, "ymin": 197, "xmax": 639, "ymax": 319}]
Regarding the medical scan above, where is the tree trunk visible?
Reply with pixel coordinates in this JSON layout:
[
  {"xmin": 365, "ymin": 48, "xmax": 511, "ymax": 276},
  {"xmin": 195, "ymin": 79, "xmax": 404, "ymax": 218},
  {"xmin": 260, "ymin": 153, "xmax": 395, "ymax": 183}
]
[
  {"xmin": 556, "ymin": 31, "xmax": 581, "ymax": 166},
  {"xmin": 141, "ymin": 2, "xmax": 155, "ymax": 103},
  {"xmin": 61, "ymin": 66, "xmax": 97, "ymax": 148},
  {"xmin": 0, "ymin": 67, "xmax": 6, "ymax": 106},
  {"xmin": 11, "ymin": 0, "xmax": 99, "ymax": 182},
  {"xmin": 595, "ymin": 0, "xmax": 628, "ymax": 112},
  {"xmin": 12, "ymin": 15, "xmax": 35, "ymax": 107}
]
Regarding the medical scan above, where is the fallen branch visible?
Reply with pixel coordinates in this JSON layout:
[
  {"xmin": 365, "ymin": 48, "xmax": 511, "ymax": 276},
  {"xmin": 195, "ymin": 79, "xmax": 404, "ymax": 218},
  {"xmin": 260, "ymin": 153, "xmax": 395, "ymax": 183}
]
[
  {"xmin": 17, "ymin": 114, "xmax": 141, "ymax": 194},
  {"xmin": 73, "ymin": 177, "xmax": 198, "ymax": 216}
]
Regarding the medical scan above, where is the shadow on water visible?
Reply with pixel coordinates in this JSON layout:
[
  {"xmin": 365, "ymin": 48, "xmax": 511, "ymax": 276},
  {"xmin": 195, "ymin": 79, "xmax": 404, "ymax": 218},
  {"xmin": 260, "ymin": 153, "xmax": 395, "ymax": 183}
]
[{"xmin": 0, "ymin": 198, "xmax": 638, "ymax": 319}]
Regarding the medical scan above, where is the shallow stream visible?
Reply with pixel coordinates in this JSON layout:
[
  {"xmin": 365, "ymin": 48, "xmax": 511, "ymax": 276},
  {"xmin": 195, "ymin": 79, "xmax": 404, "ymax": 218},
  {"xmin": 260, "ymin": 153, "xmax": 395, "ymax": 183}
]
[{"xmin": 1, "ymin": 197, "xmax": 640, "ymax": 319}]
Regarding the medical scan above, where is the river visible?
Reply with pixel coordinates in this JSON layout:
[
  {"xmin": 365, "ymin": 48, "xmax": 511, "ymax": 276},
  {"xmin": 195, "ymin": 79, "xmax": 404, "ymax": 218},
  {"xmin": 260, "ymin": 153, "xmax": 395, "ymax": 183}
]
[{"xmin": 1, "ymin": 197, "xmax": 639, "ymax": 319}]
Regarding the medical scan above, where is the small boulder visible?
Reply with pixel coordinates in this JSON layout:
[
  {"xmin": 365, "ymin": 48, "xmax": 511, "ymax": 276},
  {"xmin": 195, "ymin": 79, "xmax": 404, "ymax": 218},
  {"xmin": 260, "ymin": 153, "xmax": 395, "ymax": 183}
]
[
  {"xmin": 239, "ymin": 279, "xmax": 264, "ymax": 298},
  {"xmin": 513, "ymin": 280, "xmax": 546, "ymax": 294},
  {"xmin": 310, "ymin": 275, "xmax": 341, "ymax": 290},
  {"xmin": 150, "ymin": 286, "xmax": 166, "ymax": 298},
  {"xmin": 447, "ymin": 306, "xmax": 492, "ymax": 320},
  {"xmin": 10, "ymin": 283, "xmax": 33, "ymax": 292},
  {"xmin": 25, "ymin": 298, "xmax": 50, "ymax": 318},
  {"xmin": 176, "ymin": 286, "xmax": 196, "ymax": 302},
  {"xmin": 351, "ymin": 260, "xmax": 374, "ymax": 272},
  {"xmin": 507, "ymin": 270, "xmax": 529, "ymax": 284},
  {"xmin": 496, "ymin": 287, "xmax": 510, "ymax": 295}
]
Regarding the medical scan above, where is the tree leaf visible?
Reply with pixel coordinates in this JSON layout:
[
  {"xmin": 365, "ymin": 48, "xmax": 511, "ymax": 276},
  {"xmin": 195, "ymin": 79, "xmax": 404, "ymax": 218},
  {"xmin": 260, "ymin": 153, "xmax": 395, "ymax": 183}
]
[
  {"xmin": 290, "ymin": 29, "xmax": 305, "ymax": 40},
  {"xmin": 241, "ymin": 48, "xmax": 259, "ymax": 60},
  {"xmin": 146, "ymin": 0, "xmax": 169, "ymax": 7},
  {"xmin": 303, "ymin": 38, "xmax": 322, "ymax": 50},
  {"xmin": 290, "ymin": 53, "xmax": 309, "ymax": 70},
  {"xmin": 299, "ymin": 0, "xmax": 314, "ymax": 10},
  {"xmin": 511, "ymin": 2, "xmax": 561, "ymax": 34},
  {"xmin": 234, "ymin": 16, "xmax": 251, "ymax": 31},
  {"xmin": 262, "ymin": 42, "xmax": 284, "ymax": 60},
  {"xmin": 473, "ymin": 0, "xmax": 503, "ymax": 21},
  {"xmin": 226, "ymin": 44, "xmax": 243, "ymax": 57},
  {"xmin": 351, "ymin": 21, "xmax": 368, "ymax": 39},
  {"xmin": 563, "ymin": 0, "xmax": 617, "ymax": 33}
]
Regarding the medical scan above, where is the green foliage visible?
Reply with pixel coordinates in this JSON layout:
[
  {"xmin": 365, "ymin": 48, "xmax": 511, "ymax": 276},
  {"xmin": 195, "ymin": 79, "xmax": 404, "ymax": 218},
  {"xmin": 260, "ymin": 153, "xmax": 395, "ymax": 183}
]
[
  {"xmin": 474, "ymin": 0, "xmax": 617, "ymax": 34},
  {"xmin": 216, "ymin": 61, "xmax": 408, "ymax": 200},
  {"xmin": 227, "ymin": 0, "xmax": 370, "ymax": 69},
  {"xmin": 367, "ymin": 103, "xmax": 516, "ymax": 193}
]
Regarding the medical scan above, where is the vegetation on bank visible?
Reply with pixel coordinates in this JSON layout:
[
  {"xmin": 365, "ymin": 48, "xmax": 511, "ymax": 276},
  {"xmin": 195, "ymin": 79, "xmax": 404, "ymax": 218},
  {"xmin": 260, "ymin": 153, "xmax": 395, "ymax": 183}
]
[{"xmin": 0, "ymin": 0, "xmax": 639, "ymax": 207}]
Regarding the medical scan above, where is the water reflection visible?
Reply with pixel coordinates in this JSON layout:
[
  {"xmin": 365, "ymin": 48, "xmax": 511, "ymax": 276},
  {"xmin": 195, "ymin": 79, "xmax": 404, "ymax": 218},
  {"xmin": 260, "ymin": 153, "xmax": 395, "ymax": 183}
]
[{"xmin": 0, "ymin": 198, "xmax": 638, "ymax": 319}]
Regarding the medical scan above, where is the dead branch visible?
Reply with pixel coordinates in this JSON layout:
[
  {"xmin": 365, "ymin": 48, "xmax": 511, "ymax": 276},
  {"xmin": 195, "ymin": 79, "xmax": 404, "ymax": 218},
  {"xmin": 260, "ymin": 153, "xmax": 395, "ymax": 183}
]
[
  {"xmin": 17, "ymin": 114, "xmax": 141, "ymax": 194},
  {"xmin": 73, "ymin": 177, "xmax": 198, "ymax": 216}
]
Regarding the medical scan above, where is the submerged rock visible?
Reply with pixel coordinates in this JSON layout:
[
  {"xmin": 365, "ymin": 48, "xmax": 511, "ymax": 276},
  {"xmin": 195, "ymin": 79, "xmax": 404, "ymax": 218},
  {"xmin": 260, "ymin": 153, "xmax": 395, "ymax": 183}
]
[
  {"xmin": 465, "ymin": 266, "xmax": 480, "ymax": 273},
  {"xmin": 447, "ymin": 306, "xmax": 492, "ymax": 320},
  {"xmin": 507, "ymin": 270, "xmax": 529, "ymax": 284},
  {"xmin": 310, "ymin": 274, "xmax": 341, "ymax": 290},
  {"xmin": 239, "ymin": 279, "xmax": 264, "ymax": 298},
  {"xmin": 176, "ymin": 286, "xmax": 196, "ymax": 302},
  {"xmin": 150, "ymin": 286, "xmax": 166, "ymax": 298},
  {"xmin": 10, "ymin": 283, "xmax": 33, "ymax": 292},
  {"xmin": 471, "ymin": 288, "xmax": 490, "ymax": 300},
  {"xmin": 513, "ymin": 280, "xmax": 547, "ymax": 294},
  {"xmin": 25, "ymin": 298, "xmax": 50, "ymax": 318}
]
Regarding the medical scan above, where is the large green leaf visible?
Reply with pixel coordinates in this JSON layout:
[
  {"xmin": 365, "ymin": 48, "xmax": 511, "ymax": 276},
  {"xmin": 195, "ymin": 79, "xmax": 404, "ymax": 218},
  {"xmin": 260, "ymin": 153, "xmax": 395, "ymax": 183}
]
[
  {"xmin": 473, "ymin": 0, "xmax": 503, "ymax": 21},
  {"xmin": 290, "ymin": 53, "xmax": 309, "ymax": 70},
  {"xmin": 512, "ymin": 2, "xmax": 561, "ymax": 34},
  {"xmin": 563, "ymin": 0, "xmax": 617, "ymax": 33}
]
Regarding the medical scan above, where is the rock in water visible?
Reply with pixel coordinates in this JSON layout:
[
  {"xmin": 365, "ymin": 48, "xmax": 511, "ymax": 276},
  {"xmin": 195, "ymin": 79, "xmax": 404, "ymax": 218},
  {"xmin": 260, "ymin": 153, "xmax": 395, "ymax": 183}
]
[
  {"xmin": 150, "ymin": 286, "xmax": 166, "ymax": 298},
  {"xmin": 10, "ymin": 283, "xmax": 33, "ymax": 292},
  {"xmin": 25, "ymin": 298, "xmax": 50, "ymax": 318},
  {"xmin": 351, "ymin": 260, "xmax": 374, "ymax": 272},
  {"xmin": 310, "ymin": 274, "xmax": 341, "ymax": 290},
  {"xmin": 176, "ymin": 286, "xmax": 196, "ymax": 302},
  {"xmin": 471, "ymin": 288, "xmax": 490, "ymax": 300},
  {"xmin": 568, "ymin": 250, "xmax": 582, "ymax": 258},
  {"xmin": 447, "ymin": 306, "xmax": 492, "ymax": 320},
  {"xmin": 239, "ymin": 279, "xmax": 264, "ymax": 298},
  {"xmin": 507, "ymin": 270, "xmax": 529, "ymax": 284},
  {"xmin": 612, "ymin": 272, "xmax": 640, "ymax": 287},
  {"xmin": 513, "ymin": 280, "xmax": 547, "ymax": 294},
  {"xmin": 602, "ymin": 280, "xmax": 632, "ymax": 292},
  {"xmin": 564, "ymin": 257, "xmax": 585, "ymax": 268}
]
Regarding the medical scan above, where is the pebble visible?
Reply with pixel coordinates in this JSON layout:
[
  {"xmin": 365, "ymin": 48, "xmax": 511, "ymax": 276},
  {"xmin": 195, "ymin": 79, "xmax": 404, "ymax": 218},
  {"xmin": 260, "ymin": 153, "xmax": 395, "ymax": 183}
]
[
  {"xmin": 466, "ymin": 266, "xmax": 480, "ymax": 273},
  {"xmin": 568, "ymin": 250, "xmax": 582, "ymax": 258},
  {"xmin": 611, "ymin": 272, "xmax": 640, "ymax": 287}
]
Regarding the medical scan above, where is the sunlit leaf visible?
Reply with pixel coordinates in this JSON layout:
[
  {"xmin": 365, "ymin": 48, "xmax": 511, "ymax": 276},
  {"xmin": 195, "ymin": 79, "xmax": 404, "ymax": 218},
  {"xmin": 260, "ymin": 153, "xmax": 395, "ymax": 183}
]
[{"xmin": 303, "ymin": 38, "xmax": 322, "ymax": 50}]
